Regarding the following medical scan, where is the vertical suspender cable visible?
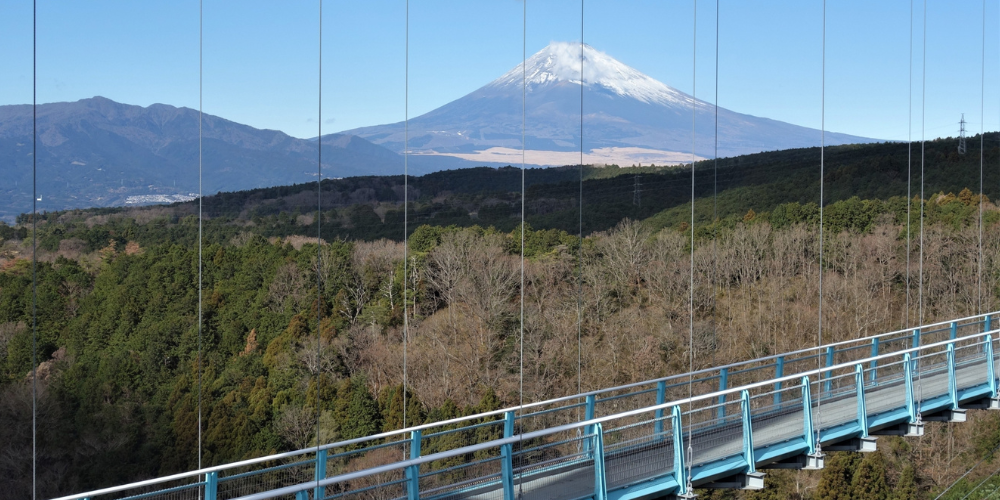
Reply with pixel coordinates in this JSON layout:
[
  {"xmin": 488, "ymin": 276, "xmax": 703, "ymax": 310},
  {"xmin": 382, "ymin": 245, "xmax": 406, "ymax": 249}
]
[
  {"xmin": 315, "ymin": 0, "xmax": 323, "ymax": 462},
  {"xmin": 518, "ymin": 4, "xmax": 526, "ymax": 496},
  {"xmin": 979, "ymin": 0, "xmax": 985, "ymax": 316},
  {"xmin": 402, "ymin": 0, "xmax": 409, "ymax": 433},
  {"xmin": 686, "ymin": 0, "xmax": 697, "ymax": 489},
  {"xmin": 906, "ymin": 0, "xmax": 913, "ymax": 330},
  {"xmin": 815, "ymin": 0, "xmax": 826, "ymax": 452},
  {"xmin": 519, "ymin": 0, "xmax": 526, "ymax": 418},
  {"xmin": 918, "ymin": 0, "xmax": 927, "ymax": 411},
  {"xmin": 712, "ymin": 0, "xmax": 719, "ymax": 370},
  {"xmin": 31, "ymin": 0, "xmax": 37, "ymax": 498},
  {"xmin": 197, "ymin": 0, "xmax": 204, "ymax": 475},
  {"xmin": 577, "ymin": 0, "xmax": 584, "ymax": 400}
]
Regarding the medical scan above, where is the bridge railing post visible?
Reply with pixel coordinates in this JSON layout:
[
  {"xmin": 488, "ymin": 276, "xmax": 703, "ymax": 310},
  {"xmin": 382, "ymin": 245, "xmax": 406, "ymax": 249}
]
[
  {"xmin": 854, "ymin": 364, "xmax": 869, "ymax": 437},
  {"xmin": 951, "ymin": 321, "xmax": 958, "ymax": 340},
  {"xmin": 869, "ymin": 338, "xmax": 880, "ymax": 384},
  {"xmin": 314, "ymin": 448, "xmax": 327, "ymax": 500},
  {"xmin": 986, "ymin": 335, "xmax": 997, "ymax": 398},
  {"xmin": 774, "ymin": 356, "xmax": 785, "ymax": 406},
  {"xmin": 740, "ymin": 390, "xmax": 756, "ymax": 473},
  {"xmin": 406, "ymin": 430, "xmax": 421, "ymax": 500},
  {"xmin": 802, "ymin": 376, "xmax": 817, "ymax": 455},
  {"xmin": 911, "ymin": 328, "xmax": 922, "ymax": 373},
  {"xmin": 718, "ymin": 368, "xmax": 729, "ymax": 419},
  {"xmin": 948, "ymin": 343, "xmax": 958, "ymax": 410},
  {"xmin": 204, "ymin": 472, "xmax": 218, "ymax": 500},
  {"xmin": 583, "ymin": 394, "xmax": 596, "ymax": 454},
  {"xmin": 501, "ymin": 411, "xmax": 515, "ymax": 500},
  {"xmin": 593, "ymin": 423, "xmax": 607, "ymax": 500},
  {"xmin": 904, "ymin": 353, "xmax": 916, "ymax": 423},
  {"xmin": 671, "ymin": 406, "xmax": 689, "ymax": 496},
  {"xmin": 824, "ymin": 346, "xmax": 834, "ymax": 393},
  {"xmin": 655, "ymin": 380, "xmax": 667, "ymax": 439},
  {"xmin": 986, "ymin": 313, "xmax": 992, "ymax": 333}
]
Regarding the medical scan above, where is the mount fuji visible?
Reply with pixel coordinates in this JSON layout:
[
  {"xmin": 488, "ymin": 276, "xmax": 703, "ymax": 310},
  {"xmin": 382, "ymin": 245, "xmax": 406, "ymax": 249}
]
[{"xmin": 339, "ymin": 42, "xmax": 877, "ymax": 167}]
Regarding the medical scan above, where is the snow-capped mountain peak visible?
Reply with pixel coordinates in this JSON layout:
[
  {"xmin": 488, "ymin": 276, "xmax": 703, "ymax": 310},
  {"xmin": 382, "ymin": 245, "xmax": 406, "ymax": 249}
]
[{"xmin": 488, "ymin": 41, "xmax": 699, "ymax": 108}]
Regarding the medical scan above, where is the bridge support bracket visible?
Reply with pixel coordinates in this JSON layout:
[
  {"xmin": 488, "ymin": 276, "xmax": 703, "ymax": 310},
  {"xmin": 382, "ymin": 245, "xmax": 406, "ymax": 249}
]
[
  {"xmin": 824, "ymin": 436, "xmax": 877, "ymax": 453},
  {"xmin": 960, "ymin": 397, "xmax": 1000, "ymax": 411},
  {"xmin": 923, "ymin": 409, "xmax": 967, "ymax": 423},
  {"xmin": 871, "ymin": 422, "xmax": 923, "ymax": 437},
  {"xmin": 761, "ymin": 453, "xmax": 824, "ymax": 470},
  {"xmin": 700, "ymin": 471, "xmax": 766, "ymax": 491}
]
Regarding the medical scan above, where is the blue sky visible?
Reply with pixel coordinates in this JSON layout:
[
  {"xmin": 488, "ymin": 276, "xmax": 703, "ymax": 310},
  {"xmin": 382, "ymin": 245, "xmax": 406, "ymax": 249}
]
[{"xmin": 2, "ymin": 0, "xmax": 998, "ymax": 143}]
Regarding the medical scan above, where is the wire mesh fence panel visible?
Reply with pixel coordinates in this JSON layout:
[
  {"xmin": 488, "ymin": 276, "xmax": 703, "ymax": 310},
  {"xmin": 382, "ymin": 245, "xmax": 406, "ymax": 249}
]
[
  {"xmin": 833, "ymin": 344, "xmax": 874, "ymax": 366},
  {"xmin": 594, "ymin": 386, "xmax": 659, "ymax": 419},
  {"xmin": 217, "ymin": 456, "xmax": 319, "ymax": 499},
  {"xmin": 684, "ymin": 401, "xmax": 744, "ymax": 467},
  {"xmin": 782, "ymin": 353, "xmax": 824, "ymax": 380},
  {"xmin": 870, "ymin": 357, "xmax": 908, "ymax": 386},
  {"xmin": 421, "ymin": 419, "xmax": 506, "ymax": 460},
  {"xmin": 417, "ymin": 453, "xmax": 505, "ymax": 500},
  {"xmin": 919, "ymin": 326, "xmax": 953, "ymax": 347},
  {"xmin": 322, "ymin": 469, "xmax": 407, "ymax": 500},
  {"xmin": 913, "ymin": 351, "xmax": 951, "ymax": 401},
  {"xmin": 995, "ymin": 338, "xmax": 1000, "ymax": 379},
  {"xmin": 602, "ymin": 411, "xmax": 674, "ymax": 491},
  {"xmin": 954, "ymin": 344, "xmax": 989, "ymax": 391},
  {"xmin": 821, "ymin": 366, "xmax": 860, "ymax": 399},
  {"xmin": 511, "ymin": 429, "xmax": 595, "ymax": 500},
  {"xmin": 749, "ymin": 386, "xmax": 806, "ymax": 450},
  {"xmin": 878, "ymin": 335, "xmax": 915, "ymax": 356},
  {"xmin": 727, "ymin": 363, "xmax": 777, "ymax": 394},
  {"xmin": 812, "ymin": 372, "xmax": 858, "ymax": 431},
  {"xmin": 517, "ymin": 399, "xmax": 588, "ymax": 435},
  {"xmin": 87, "ymin": 477, "xmax": 206, "ymax": 500},
  {"xmin": 864, "ymin": 362, "xmax": 908, "ymax": 417},
  {"xmin": 324, "ymin": 441, "xmax": 411, "ymax": 492}
]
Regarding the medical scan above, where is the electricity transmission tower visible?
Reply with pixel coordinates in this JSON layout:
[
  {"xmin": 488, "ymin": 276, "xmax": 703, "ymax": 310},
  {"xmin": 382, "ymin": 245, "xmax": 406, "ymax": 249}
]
[{"xmin": 958, "ymin": 114, "xmax": 968, "ymax": 155}]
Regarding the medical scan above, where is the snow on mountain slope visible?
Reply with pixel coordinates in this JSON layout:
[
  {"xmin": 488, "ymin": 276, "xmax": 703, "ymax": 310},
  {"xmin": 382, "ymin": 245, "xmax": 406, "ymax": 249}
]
[
  {"xmin": 488, "ymin": 42, "xmax": 704, "ymax": 110},
  {"xmin": 337, "ymin": 42, "xmax": 878, "ymax": 166}
]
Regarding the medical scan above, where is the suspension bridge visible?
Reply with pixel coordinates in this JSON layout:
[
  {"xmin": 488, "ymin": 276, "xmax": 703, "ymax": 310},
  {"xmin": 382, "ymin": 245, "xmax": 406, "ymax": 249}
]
[{"xmin": 51, "ymin": 312, "xmax": 1000, "ymax": 500}]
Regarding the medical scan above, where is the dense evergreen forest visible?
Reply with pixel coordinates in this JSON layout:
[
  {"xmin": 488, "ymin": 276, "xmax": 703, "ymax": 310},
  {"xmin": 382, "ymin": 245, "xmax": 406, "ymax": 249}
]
[{"xmin": 3, "ymin": 136, "xmax": 1000, "ymax": 499}]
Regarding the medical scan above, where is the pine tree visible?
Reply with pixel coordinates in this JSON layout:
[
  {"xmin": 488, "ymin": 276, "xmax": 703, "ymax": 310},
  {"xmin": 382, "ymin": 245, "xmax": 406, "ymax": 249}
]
[
  {"xmin": 745, "ymin": 470, "xmax": 800, "ymax": 500},
  {"xmin": 337, "ymin": 377, "xmax": 381, "ymax": 440},
  {"xmin": 815, "ymin": 452, "xmax": 860, "ymax": 500},
  {"xmin": 851, "ymin": 451, "xmax": 889, "ymax": 500},
  {"xmin": 892, "ymin": 465, "xmax": 918, "ymax": 500}
]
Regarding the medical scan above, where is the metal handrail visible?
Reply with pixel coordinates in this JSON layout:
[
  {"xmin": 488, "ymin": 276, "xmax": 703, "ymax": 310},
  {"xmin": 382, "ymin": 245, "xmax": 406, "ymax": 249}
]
[
  {"xmin": 52, "ymin": 312, "xmax": 995, "ymax": 500},
  {"xmin": 234, "ymin": 328, "xmax": 1000, "ymax": 500}
]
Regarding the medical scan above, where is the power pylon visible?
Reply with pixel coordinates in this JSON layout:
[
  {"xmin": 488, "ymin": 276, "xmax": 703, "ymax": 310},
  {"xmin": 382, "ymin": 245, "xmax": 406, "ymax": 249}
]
[{"xmin": 959, "ymin": 114, "xmax": 968, "ymax": 155}]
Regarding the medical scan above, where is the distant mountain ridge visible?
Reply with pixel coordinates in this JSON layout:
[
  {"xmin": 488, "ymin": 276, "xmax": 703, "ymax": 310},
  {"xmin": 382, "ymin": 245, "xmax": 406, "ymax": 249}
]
[
  {"xmin": 0, "ymin": 97, "xmax": 475, "ymax": 220},
  {"xmin": 338, "ymin": 42, "xmax": 879, "ymax": 165}
]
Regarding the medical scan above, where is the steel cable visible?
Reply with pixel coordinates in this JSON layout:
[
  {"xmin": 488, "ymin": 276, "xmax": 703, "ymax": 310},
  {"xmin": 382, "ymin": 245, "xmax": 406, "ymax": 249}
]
[
  {"xmin": 686, "ymin": 0, "xmax": 697, "ymax": 492},
  {"xmin": 403, "ymin": 0, "xmax": 409, "ymax": 435},
  {"xmin": 31, "ymin": 1, "xmax": 37, "ymax": 497},
  {"xmin": 315, "ymin": 0, "xmax": 324, "ymax": 485},
  {"xmin": 518, "ymin": 1, "xmax": 526, "ymax": 497},
  {"xmin": 917, "ymin": 0, "xmax": 927, "ymax": 413},
  {"xmin": 906, "ymin": 0, "xmax": 913, "ymax": 331},
  {"xmin": 815, "ymin": 0, "xmax": 827, "ymax": 453},
  {"xmin": 198, "ymin": 0, "xmax": 204, "ymax": 478}
]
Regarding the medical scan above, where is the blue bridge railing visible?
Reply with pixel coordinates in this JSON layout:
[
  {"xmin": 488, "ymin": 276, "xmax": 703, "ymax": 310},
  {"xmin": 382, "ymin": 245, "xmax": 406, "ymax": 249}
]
[{"xmin": 55, "ymin": 312, "xmax": 999, "ymax": 500}]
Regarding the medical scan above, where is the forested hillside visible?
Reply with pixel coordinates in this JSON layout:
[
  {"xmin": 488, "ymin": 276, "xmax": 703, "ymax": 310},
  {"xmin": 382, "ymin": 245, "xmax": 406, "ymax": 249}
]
[{"xmin": 2, "ymin": 136, "xmax": 1000, "ymax": 499}]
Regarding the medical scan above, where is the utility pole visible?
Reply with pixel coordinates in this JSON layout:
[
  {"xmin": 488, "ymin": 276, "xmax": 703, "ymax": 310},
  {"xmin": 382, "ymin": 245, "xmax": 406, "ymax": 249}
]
[
  {"xmin": 958, "ymin": 114, "xmax": 968, "ymax": 155},
  {"xmin": 633, "ymin": 172, "xmax": 641, "ymax": 206}
]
